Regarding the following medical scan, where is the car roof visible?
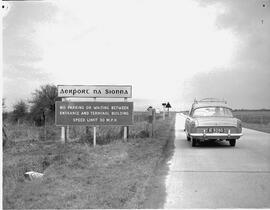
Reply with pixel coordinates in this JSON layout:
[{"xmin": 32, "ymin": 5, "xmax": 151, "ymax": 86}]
[{"xmin": 191, "ymin": 98, "xmax": 232, "ymax": 110}]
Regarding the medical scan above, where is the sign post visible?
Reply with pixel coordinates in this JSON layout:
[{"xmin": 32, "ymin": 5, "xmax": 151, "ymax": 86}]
[
  {"xmin": 123, "ymin": 125, "xmax": 128, "ymax": 140},
  {"xmin": 166, "ymin": 102, "xmax": 172, "ymax": 118},
  {"xmin": 162, "ymin": 102, "xmax": 166, "ymax": 120},
  {"xmin": 61, "ymin": 98, "xmax": 66, "ymax": 144},
  {"xmin": 61, "ymin": 126, "xmax": 65, "ymax": 143}
]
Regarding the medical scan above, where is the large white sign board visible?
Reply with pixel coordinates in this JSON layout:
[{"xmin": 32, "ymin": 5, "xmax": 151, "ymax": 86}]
[{"xmin": 58, "ymin": 85, "xmax": 132, "ymax": 98}]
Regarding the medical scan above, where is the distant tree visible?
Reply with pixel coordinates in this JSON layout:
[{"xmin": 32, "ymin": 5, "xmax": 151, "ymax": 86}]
[
  {"xmin": 2, "ymin": 98, "xmax": 8, "ymax": 120},
  {"xmin": 12, "ymin": 100, "xmax": 28, "ymax": 124},
  {"xmin": 29, "ymin": 84, "xmax": 59, "ymax": 126}
]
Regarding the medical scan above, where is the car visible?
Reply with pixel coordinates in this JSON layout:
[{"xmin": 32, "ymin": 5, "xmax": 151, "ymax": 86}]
[{"xmin": 184, "ymin": 98, "xmax": 243, "ymax": 147}]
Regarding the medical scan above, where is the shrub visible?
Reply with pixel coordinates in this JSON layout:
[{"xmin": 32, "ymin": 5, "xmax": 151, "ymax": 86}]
[{"xmin": 11, "ymin": 100, "xmax": 28, "ymax": 124}]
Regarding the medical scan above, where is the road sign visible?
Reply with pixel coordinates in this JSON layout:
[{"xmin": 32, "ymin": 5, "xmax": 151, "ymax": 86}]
[
  {"xmin": 147, "ymin": 106, "xmax": 153, "ymax": 111},
  {"xmin": 55, "ymin": 101, "xmax": 133, "ymax": 126},
  {"xmin": 57, "ymin": 85, "xmax": 132, "ymax": 98},
  {"xmin": 166, "ymin": 102, "xmax": 171, "ymax": 108}
]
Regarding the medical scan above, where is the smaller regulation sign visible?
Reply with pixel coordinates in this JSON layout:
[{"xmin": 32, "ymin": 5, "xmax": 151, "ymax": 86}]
[
  {"xmin": 55, "ymin": 101, "xmax": 133, "ymax": 126},
  {"xmin": 58, "ymin": 85, "xmax": 132, "ymax": 98}
]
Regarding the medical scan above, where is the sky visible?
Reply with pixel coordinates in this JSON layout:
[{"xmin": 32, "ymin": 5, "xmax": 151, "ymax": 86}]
[{"xmin": 2, "ymin": 0, "xmax": 270, "ymax": 111}]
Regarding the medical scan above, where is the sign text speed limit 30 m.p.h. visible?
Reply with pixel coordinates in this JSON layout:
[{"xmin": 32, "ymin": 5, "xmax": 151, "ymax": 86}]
[{"xmin": 55, "ymin": 101, "xmax": 133, "ymax": 126}]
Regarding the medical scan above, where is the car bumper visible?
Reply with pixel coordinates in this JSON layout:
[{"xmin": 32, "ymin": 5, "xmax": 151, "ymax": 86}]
[{"xmin": 190, "ymin": 133, "xmax": 243, "ymax": 140}]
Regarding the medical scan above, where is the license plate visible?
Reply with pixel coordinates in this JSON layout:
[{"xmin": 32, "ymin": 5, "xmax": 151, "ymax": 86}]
[{"xmin": 207, "ymin": 128, "xmax": 225, "ymax": 133}]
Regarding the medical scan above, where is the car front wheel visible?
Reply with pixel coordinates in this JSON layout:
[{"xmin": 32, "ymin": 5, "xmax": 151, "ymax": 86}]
[{"xmin": 229, "ymin": 139, "xmax": 236, "ymax": 147}]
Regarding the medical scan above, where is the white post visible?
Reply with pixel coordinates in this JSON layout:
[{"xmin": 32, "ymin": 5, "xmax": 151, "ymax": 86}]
[
  {"xmin": 123, "ymin": 97, "xmax": 128, "ymax": 140},
  {"xmin": 93, "ymin": 97, "xmax": 97, "ymax": 147},
  {"xmin": 61, "ymin": 127, "xmax": 65, "ymax": 143},
  {"xmin": 124, "ymin": 127, "xmax": 127, "ymax": 140},
  {"xmin": 61, "ymin": 98, "xmax": 66, "ymax": 144}
]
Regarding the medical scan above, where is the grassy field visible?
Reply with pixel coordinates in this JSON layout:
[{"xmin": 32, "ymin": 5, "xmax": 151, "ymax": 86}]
[
  {"xmin": 3, "ymin": 112, "xmax": 175, "ymax": 209},
  {"xmin": 233, "ymin": 110, "xmax": 270, "ymax": 133}
]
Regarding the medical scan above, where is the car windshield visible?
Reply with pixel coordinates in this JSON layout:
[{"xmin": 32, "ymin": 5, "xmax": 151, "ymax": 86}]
[{"xmin": 192, "ymin": 107, "xmax": 233, "ymax": 117}]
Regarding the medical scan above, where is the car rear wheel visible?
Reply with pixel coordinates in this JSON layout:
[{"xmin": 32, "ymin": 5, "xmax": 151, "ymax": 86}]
[
  {"xmin": 191, "ymin": 138, "xmax": 197, "ymax": 147},
  {"xmin": 229, "ymin": 139, "xmax": 236, "ymax": 147}
]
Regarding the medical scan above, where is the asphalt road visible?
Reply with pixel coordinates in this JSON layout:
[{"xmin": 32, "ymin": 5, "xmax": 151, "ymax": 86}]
[{"xmin": 164, "ymin": 113, "xmax": 270, "ymax": 208}]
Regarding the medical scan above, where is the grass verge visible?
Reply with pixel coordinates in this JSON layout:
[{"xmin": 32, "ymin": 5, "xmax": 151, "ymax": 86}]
[{"xmin": 3, "ymin": 115, "xmax": 175, "ymax": 209}]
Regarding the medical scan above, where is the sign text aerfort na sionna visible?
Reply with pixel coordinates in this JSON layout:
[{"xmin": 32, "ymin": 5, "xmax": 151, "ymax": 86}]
[{"xmin": 57, "ymin": 85, "xmax": 132, "ymax": 98}]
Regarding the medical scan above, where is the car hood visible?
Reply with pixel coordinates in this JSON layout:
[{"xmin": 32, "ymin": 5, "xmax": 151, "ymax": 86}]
[{"xmin": 194, "ymin": 117, "xmax": 238, "ymax": 127}]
